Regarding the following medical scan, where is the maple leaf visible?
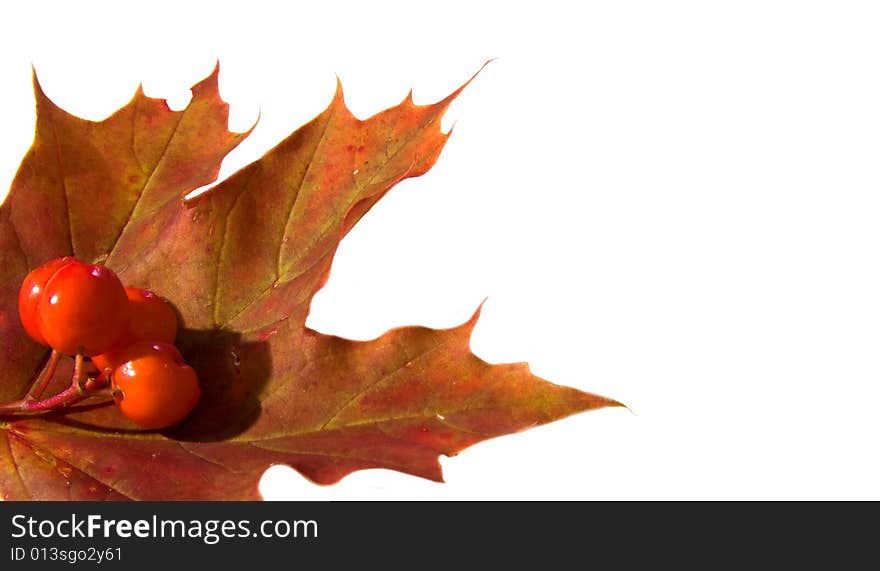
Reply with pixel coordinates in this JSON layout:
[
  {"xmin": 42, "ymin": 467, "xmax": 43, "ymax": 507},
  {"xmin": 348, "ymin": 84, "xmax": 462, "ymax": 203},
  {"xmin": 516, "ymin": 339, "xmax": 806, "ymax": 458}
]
[{"xmin": 0, "ymin": 64, "xmax": 621, "ymax": 500}]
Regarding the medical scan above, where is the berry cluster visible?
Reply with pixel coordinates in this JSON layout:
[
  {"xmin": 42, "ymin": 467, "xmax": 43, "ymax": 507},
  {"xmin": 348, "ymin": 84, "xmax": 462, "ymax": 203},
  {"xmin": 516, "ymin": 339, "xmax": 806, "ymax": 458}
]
[{"xmin": 17, "ymin": 257, "xmax": 200, "ymax": 429}]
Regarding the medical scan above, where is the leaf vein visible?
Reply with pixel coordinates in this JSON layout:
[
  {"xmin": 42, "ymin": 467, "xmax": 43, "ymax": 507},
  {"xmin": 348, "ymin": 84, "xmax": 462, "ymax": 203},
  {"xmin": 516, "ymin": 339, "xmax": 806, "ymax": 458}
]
[
  {"xmin": 176, "ymin": 442, "xmax": 245, "ymax": 474},
  {"xmin": 243, "ymin": 441, "xmax": 429, "ymax": 473},
  {"xmin": 319, "ymin": 337, "xmax": 449, "ymax": 430},
  {"xmin": 46, "ymin": 111, "xmax": 75, "ymax": 257},
  {"xmin": 2, "ymin": 430, "xmax": 32, "ymax": 500},
  {"xmin": 107, "ymin": 107, "xmax": 186, "ymax": 261},
  {"xmin": 274, "ymin": 106, "xmax": 337, "ymax": 281},
  {"xmin": 325, "ymin": 407, "xmax": 488, "ymax": 434},
  {"xmin": 7, "ymin": 429, "xmax": 135, "ymax": 500},
  {"xmin": 218, "ymin": 114, "xmax": 431, "ymax": 330},
  {"xmin": 213, "ymin": 166, "xmax": 258, "ymax": 326}
]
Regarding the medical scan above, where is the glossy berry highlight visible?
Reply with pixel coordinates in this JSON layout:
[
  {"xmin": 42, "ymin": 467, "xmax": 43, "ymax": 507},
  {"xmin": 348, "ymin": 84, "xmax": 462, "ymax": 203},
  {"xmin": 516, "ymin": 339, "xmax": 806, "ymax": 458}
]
[
  {"xmin": 111, "ymin": 341, "xmax": 201, "ymax": 430},
  {"xmin": 37, "ymin": 260, "xmax": 130, "ymax": 356},
  {"xmin": 17, "ymin": 256, "xmax": 77, "ymax": 345}
]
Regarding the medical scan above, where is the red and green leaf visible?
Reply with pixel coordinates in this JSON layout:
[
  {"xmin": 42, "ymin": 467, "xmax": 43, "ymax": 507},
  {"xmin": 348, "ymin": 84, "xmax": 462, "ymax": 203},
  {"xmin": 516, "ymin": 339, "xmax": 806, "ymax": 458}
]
[{"xmin": 0, "ymin": 65, "xmax": 620, "ymax": 500}]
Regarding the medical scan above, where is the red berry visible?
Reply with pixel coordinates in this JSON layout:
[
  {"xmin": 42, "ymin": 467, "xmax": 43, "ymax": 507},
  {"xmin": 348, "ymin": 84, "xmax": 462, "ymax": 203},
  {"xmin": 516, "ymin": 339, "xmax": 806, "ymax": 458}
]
[
  {"xmin": 125, "ymin": 287, "xmax": 178, "ymax": 343},
  {"xmin": 111, "ymin": 341, "xmax": 200, "ymax": 430},
  {"xmin": 92, "ymin": 287, "xmax": 178, "ymax": 373},
  {"xmin": 18, "ymin": 256, "xmax": 77, "ymax": 345},
  {"xmin": 38, "ymin": 261, "xmax": 130, "ymax": 356}
]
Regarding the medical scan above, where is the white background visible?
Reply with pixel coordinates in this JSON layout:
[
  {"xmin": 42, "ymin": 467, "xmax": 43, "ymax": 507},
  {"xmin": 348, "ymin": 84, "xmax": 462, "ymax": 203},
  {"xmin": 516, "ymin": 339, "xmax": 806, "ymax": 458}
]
[{"xmin": 1, "ymin": 1, "xmax": 879, "ymax": 500}]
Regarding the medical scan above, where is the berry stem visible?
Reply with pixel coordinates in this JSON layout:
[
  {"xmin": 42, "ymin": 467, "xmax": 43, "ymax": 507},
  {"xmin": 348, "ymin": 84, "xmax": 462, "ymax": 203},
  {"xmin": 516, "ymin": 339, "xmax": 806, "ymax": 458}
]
[
  {"xmin": 26, "ymin": 349, "xmax": 61, "ymax": 400},
  {"xmin": 83, "ymin": 368, "xmax": 111, "ymax": 391},
  {"xmin": 0, "ymin": 354, "xmax": 111, "ymax": 418},
  {"xmin": 72, "ymin": 351, "xmax": 86, "ymax": 391},
  {"xmin": 0, "ymin": 384, "xmax": 90, "ymax": 415}
]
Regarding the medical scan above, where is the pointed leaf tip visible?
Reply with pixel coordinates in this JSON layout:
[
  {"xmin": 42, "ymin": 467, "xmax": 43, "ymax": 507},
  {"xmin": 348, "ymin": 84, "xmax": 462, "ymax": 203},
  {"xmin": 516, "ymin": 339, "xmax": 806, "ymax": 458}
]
[
  {"xmin": 31, "ymin": 65, "xmax": 48, "ymax": 101},
  {"xmin": 464, "ymin": 297, "xmax": 489, "ymax": 333},
  {"xmin": 437, "ymin": 59, "xmax": 494, "ymax": 108},
  {"xmin": 333, "ymin": 74, "xmax": 345, "ymax": 100},
  {"xmin": 191, "ymin": 62, "xmax": 222, "ymax": 97}
]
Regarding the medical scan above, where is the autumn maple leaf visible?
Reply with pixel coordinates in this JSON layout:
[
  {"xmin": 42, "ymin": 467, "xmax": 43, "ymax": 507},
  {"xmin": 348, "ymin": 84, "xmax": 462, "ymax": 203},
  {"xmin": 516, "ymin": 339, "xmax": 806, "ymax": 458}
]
[{"xmin": 0, "ymin": 64, "xmax": 621, "ymax": 500}]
